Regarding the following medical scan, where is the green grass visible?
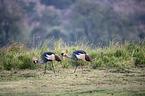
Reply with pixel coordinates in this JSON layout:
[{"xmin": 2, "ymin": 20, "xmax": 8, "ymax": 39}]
[
  {"xmin": 0, "ymin": 68, "xmax": 145, "ymax": 96},
  {"xmin": 0, "ymin": 40, "xmax": 144, "ymax": 72},
  {"xmin": 0, "ymin": 40, "xmax": 144, "ymax": 95}
]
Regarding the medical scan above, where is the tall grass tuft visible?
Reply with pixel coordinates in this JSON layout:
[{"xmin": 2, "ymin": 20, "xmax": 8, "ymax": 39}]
[
  {"xmin": 91, "ymin": 41, "xmax": 145, "ymax": 71},
  {"xmin": 0, "ymin": 43, "xmax": 36, "ymax": 70}
]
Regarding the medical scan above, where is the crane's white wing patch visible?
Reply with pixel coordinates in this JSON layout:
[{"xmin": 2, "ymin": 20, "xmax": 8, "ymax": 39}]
[
  {"xmin": 45, "ymin": 54, "xmax": 55, "ymax": 60},
  {"xmin": 76, "ymin": 54, "xmax": 81, "ymax": 59},
  {"xmin": 76, "ymin": 54, "xmax": 85, "ymax": 60},
  {"xmin": 45, "ymin": 54, "xmax": 51, "ymax": 60}
]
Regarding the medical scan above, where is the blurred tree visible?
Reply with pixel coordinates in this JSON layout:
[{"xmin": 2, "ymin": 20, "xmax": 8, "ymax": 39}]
[
  {"xmin": 46, "ymin": 27, "xmax": 68, "ymax": 40},
  {"xmin": 0, "ymin": 0, "xmax": 24, "ymax": 46},
  {"xmin": 40, "ymin": 7, "xmax": 62, "ymax": 27},
  {"xmin": 18, "ymin": 1, "xmax": 38, "ymax": 28},
  {"xmin": 69, "ymin": 0, "xmax": 110, "ymax": 44},
  {"xmin": 40, "ymin": 0, "xmax": 76, "ymax": 9},
  {"xmin": 68, "ymin": 0, "xmax": 140, "ymax": 45},
  {"xmin": 31, "ymin": 26, "xmax": 46, "ymax": 46},
  {"xmin": 19, "ymin": 1, "xmax": 36, "ymax": 17},
  {"xmin": 30, "ymin": 7, "xmax": 63, "ymax": 46},
  {"xmin": 1, "ymin": 0, "xmax": 144, "ymax": 47},
  {"xmin": 106, "ymin": 0, "xmax": 145, "ymax": 41}
]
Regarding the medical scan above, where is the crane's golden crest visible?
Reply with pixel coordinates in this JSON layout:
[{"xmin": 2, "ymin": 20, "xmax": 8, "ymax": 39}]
[
  {"xmin": 61, "ymin": 50, "xmax": 66, "ymax": 54},
  {"xmin": 32, "ymin": 57, "xmax": 38, "ymax": 62}
]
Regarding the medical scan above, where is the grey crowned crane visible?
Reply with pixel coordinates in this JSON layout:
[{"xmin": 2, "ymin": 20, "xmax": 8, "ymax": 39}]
[
  {"xmin": 61, "ymin": 50, "xmax": 91, "ymax": 73},
  {"xmin": 32, "ymin": 52, "xmax": 61, "ymax": 74}
]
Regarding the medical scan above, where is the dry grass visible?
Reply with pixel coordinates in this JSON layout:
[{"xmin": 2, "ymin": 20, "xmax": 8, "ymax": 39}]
[{"xmin": 0, "ymin": 68, "xmax": 145, "ymax": 96}]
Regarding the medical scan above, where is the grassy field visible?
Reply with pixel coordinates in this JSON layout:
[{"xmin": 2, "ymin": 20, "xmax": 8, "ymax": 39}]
[
  {"xmin": 0, "ymin": 67, "xmax": 145, "ymax": 96},
  {"xmin": 0, "ymin": 40, "xmax": 145, "ymax": 95}
]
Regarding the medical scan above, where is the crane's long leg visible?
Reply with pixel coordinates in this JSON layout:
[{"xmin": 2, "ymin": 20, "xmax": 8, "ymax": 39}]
[
  {"xmin": 74, "ymin": 60, "xmax": 78, "ymax": 73},
  {"xmin": 44, "ymin": 63, "xmax": 47, "ymax": 74},
  {"xmin": 51, "ymin": 61, "xmax": 55, "ymax": 73},
  {"xmin": 81, "ymin": 61, "xmax": 83, "ymax": 73}
]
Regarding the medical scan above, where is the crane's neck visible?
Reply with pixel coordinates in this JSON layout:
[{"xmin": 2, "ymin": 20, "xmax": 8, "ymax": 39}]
[
  {"xmin": 37, "ymin": 60, "xmax": 44, "ymax": 64},
  {"xmin": 65, "ymin": 54, "xmax": 74, "ymax": 59}
]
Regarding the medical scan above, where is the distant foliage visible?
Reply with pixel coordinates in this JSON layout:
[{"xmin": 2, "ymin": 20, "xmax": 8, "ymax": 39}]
[
  {"xmin": 0, "ymin": 0, "xmax": 145, "ymax": 47},
  {"xmin": 0, "ymin": 0, "xmax": 24, "ymax": 46},
  {"xmin": 40, "ymin": 0, "xmax": 76, "ymax": 9}
]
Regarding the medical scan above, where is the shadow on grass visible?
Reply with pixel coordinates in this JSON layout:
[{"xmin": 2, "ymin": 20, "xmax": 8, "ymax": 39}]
[
  {"xmin": 109, "ymin": 69, "xmax": 134, "ymax": 73},
  {"xmin": 76, "ymin": 89, "xmax": 105, "ymax": 94}
]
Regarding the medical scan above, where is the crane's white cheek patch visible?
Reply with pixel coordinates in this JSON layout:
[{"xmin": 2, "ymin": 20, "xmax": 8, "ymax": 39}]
[{"xmin": 63, "ymin": 54, "xmax": 67, "ymax": 57}]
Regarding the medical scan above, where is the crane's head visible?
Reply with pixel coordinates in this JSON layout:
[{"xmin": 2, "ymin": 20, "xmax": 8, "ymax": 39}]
[
  {"xmin": 32, "ymin": 57, "xmax": 38, "ymax": 64},
  {"xmin": 61, "ymin": 50, "xmax": 67, "ymax": 60},
  {"xmin": 61, "ymin": 50, "xmax": 66, "ymax": 57}
]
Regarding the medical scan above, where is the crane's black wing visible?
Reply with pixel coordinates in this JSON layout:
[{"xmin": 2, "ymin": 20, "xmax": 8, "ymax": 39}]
[
  {"xmin": 73, "ymin": 50, "xmax": 86, "ymax": 55},
  {"xmin": 41, "ymin": 52, "xmax": 55, "ymax": 56},
  {"xmin": 72, "ymin": 50, "xmax": 87, "ymax": 59},
  {"xmin": 41, "ymin": 52, "xmax": 55, "ymax": 61}
]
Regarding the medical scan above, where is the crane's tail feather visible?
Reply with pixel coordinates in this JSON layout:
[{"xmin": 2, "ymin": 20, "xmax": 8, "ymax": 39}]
[
  {"xmin": 55, "ymin": 54, "xmax": 61, "ymax": 61},
  {"xmin": 85, "ymin": 54, "xmax": 92, "ymax": 61}
]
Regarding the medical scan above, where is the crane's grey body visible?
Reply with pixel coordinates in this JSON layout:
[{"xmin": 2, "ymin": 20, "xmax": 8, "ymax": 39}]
[
  {"xmin": 38, "ymin": 52, "xmax": 56, "ymax": 63},
  {"xmin": 65, "ymin": 50, "xmax": 87, "ymax": 59},
  {"xmin": 62, "ymin": 50, "xmax": 91, "ymax": 73},
  {"xmin": 34, "ymin": 52, "xmax": 61, "ymax": 74}
]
